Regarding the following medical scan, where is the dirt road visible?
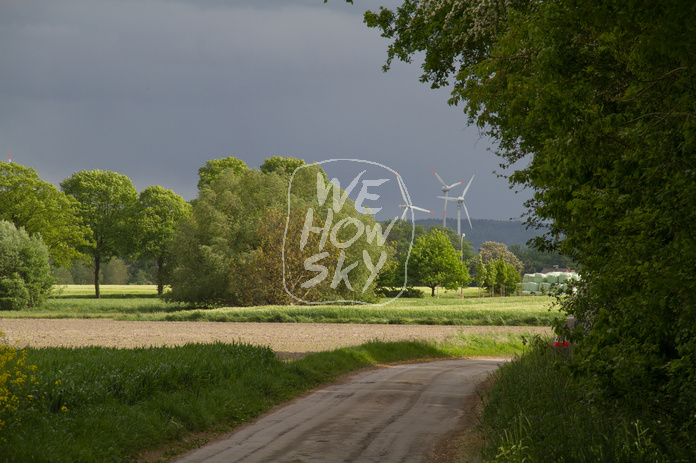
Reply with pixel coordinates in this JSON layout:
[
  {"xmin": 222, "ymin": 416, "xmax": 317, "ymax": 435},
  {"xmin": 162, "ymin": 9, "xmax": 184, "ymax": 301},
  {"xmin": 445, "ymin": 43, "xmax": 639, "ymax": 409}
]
[{"xmin": 173, "ymin": 358, "xmax": 503, "ymax": 463}]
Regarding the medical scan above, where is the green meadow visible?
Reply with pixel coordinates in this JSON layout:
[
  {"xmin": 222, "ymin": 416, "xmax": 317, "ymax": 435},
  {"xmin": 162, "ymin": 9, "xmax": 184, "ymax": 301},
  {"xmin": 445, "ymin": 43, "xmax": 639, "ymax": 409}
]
[
  {"xmin": 0, "ymin": 285, "xmax": 562, "ymax": 462},
  {"xmin": 3, "ymin": 284, "xmax": 562, "ymax": 326}
]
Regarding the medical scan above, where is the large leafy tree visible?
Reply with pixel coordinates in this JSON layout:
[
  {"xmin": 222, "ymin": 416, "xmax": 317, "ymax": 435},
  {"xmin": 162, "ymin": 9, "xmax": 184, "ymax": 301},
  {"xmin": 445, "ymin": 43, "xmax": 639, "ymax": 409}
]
[
  {"xmin": 61, "ymin": 170, "xmax": 139, "ymax": 298},
  {"xmin": 137, "ymin": 186, "xmax": 191, "ymax": 295},
  {"xmin": 0, "ymin": 221, "xmax": 53, "ymax": 310},
  {"xmin": 259, "ymin": 156, "xmax": 306, "ymax": 176},
  {"xmin": 0, "ymin": 163, "xmax": 89, "ymax": 266},
  {"xmin": 478, "ymin": 241, "xmax": 522, "ymax": 272},
  {"xmin": 168, "ymin": 159, "xmax": 387, "ymax": 306},
  {"xmin": 366, "ymin": 0, "xmax": 696, "ymax": 452},
  {"xmin": 406, "ymin": 228, "xmax": 470, "ymax": 297},
  {"xmin": 197, "ymin": 156, "xmax": 248, "ymax": 190}
]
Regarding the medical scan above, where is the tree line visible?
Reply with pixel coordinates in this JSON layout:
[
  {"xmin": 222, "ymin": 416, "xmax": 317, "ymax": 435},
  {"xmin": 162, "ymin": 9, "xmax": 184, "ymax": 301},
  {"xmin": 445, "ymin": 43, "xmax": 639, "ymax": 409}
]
[
  {"xmin": 365, "ymin": 0, "xmax": 696, "ymax": 458},
  {"xmin": 1, "ymin": 155, "xmax": 536, "ymax": 309}
]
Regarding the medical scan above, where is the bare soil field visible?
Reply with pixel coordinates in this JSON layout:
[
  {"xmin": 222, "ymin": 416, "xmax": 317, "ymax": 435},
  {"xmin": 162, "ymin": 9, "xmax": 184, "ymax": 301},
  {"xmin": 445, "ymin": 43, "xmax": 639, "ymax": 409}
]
[{"xmin": 1, "ymin": 318, "xmax": 551, "ymax": 358}]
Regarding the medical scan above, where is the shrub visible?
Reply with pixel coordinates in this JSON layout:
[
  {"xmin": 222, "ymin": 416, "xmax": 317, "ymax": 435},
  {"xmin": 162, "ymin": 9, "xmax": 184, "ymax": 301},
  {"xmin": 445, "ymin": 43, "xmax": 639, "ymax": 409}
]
[
  {"xmin": 0, "ymin": 332, "xmax": 38, "ymax": 438},
  {"xmin": 0, "ymin": 221, "xmax": 53, "ymax": 310}
]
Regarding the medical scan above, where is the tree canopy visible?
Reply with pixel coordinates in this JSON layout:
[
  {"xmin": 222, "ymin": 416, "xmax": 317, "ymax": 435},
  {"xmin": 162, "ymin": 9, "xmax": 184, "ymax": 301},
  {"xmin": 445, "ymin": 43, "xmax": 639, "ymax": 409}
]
[
  {"xmin": 168, "ymin": 158, "xmax": 388, "ymax": 306},
  {"xmin": 406, "ymin": 228, "xmax": 470, "ymax": 297},
  {"xmin": 137, "ymin": 186, "xmax": 191, "ymax": 295},
  {"xmin": 61, "ymin": 170, "xmax": 139, "ymax": 298},
  {"xmin": 0, "ymin": 163, "xmax": 88, "ymax": 266},
  {"xmin": 366, "ymin": 0, "xmax": 696, "ymax": 452},
  {"xmin": 197, "ymin": 156, "xmax": 248, "ymax": 189},
  {"xmin": 0, "ymin": 220, "xmax": 53, "ymax": 310}
]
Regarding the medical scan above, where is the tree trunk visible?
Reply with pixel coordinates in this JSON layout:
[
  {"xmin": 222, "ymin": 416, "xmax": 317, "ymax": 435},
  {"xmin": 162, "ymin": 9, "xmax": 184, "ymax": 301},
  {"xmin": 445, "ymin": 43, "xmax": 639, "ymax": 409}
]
[
  {"xmin": 156, "ymin": 256, "xmax": 164, "ymax": 296},
  {"xmin": 430, "ymin": 285, "xmax": 436, "ymax": 297},
  {"xmin": 94, "ymin": 256, "xmax": 101, "ymax": 299}
]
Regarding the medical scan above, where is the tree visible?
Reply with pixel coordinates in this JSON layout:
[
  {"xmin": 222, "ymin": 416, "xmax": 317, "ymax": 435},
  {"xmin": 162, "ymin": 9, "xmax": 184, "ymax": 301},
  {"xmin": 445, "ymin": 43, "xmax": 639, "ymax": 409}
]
[
  {"xmin": 494, "ymin": 256, "xmax": 521, "ymax": 296},
  {"xmin": 429, "ymin": 225, "xmax": 475, "ymax": 261},
  {"xmin": 0, "ymin": 163, "xmax": 89, "ymax": 266},
  {"xmin": 0, "ymin": 221, "xmax": 53, "ymax": 310},
  {"xmin": 197, "ymin": 156, "xmax": 248, "ymax": 190},
  {"xmin": 260, "ymin": 156, "xmax": 306, "ymax": 176},
  {"xmin": 367, "ymin": 0, "xmax": 696, "ymax": 452},
  {"xmin": 168, "ymin": 161, "xmax": 388, "ymax": 306},
  {"xmin": 478, "ymin": 241, "xmax": 522, "ymax": 272},
  {"xmin": 508, "ymin": 244, "xmax": 572, "ymax": 274},
  {"xmin": 61, "ymin": 170, "xmax": 139, "ymax": 298},
  {"xmin": 406, "ymin": 228, "xmax": 470, "ymax": 297},
  {"xmin": 101, "ymin": 258, "xmax": 130, "ymax": 285},
  {"xmin": 137, "ymin": 186, "xmax": 191, "ymax": 295},
  {"xmin": 474, "ymin": 255, "xmax": 487, "ymax": 296}
]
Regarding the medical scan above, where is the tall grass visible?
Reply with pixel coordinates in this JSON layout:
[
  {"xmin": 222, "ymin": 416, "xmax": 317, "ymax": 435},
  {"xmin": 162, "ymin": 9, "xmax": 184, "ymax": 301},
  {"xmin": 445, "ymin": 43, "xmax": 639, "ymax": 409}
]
[
  {"xmin": 0, "ymin": 335, "xmax": 526, "ymax": 463},
  {"xmin": 479, "ymin": 339, "xmax": 686, "ymax": 462}
]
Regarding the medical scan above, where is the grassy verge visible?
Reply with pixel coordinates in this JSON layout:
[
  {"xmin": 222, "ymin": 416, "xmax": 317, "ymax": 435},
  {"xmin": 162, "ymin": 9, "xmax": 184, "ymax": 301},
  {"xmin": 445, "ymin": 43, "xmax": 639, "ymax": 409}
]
[
  {"xmin": 3, "ymin": 285, "xmax": 561, "ymax": 327},
  {"xmin": 477, "ymin": 338, "xmax": 686, "ymax": 463},
  {"xmin": 0, "ymin": 335, "xmax": 526, "ymax": 463}
]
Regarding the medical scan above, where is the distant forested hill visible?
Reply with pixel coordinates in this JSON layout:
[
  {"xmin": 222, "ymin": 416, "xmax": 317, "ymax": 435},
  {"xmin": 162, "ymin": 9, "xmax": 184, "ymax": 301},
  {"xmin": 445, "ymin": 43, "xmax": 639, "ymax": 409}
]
[{"xmin": 415, "ymin": 218, "xmax": 543, "ymax": 252}]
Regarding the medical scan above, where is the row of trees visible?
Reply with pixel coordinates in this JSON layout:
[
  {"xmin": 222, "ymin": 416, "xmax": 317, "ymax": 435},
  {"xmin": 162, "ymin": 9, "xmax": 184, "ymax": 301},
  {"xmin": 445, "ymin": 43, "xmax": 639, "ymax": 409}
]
[{"xmin": 2, "ymin": 155, "xmax": 541, "ymax": 308}]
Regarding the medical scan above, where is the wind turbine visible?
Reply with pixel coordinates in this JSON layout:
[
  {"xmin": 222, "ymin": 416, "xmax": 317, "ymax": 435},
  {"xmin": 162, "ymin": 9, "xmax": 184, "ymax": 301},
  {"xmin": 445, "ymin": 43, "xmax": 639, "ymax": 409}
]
[
  {"xmin": 431, "ymin": 167, "xmax": 466, "ymax": 227},
  {"xmin": 438, "ymin": 175, "xmax": 474, "ymax": 236},
  {"xmin": 395, "ymin": 172, "xmax": 434, "ymax": 220}
]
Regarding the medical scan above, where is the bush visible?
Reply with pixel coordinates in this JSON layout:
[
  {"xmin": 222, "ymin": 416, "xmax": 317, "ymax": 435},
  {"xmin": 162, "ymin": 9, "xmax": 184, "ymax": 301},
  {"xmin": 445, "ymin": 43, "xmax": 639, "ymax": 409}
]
[
  {"xmin": 0, "ymin": 221, "xmax": 53, "ymax": 310},
  {"xmin": 0, "ymin": 332, "xmax": 38, "ymax": 437}
]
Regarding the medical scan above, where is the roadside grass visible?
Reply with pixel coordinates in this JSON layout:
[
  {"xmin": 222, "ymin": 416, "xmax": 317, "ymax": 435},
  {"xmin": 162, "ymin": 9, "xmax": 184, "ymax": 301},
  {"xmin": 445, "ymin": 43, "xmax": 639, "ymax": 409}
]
[
  {"xmin": 477, "ymin": 338, "xmax": 685, "ymax": 463},
  {"xmin": 3, "ymin": 285, "xmax": 561, "ymax": 326},
  {"xmin": 0, "ymin": 336, "xmax": 526, "ymax": 463}
]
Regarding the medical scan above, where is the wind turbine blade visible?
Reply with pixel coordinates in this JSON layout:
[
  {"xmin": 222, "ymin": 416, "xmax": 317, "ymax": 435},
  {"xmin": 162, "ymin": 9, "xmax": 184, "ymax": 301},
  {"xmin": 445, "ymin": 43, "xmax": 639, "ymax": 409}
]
[
  {"xmin": 410, "ymin": 206, "xmax": 433, "ymax": 214},
  {"xmin": 431, "ymin": 167, "xmax": 446, "ymax": 187},
  {"xmin": 400, "ymin": 207, "xmax": 408, "ymax": 220},
  {"xmin": 461, "ymin": 175, "xmax": 475, "ymax": 198},
  {"xmin": 463, "ymin": 203, "xmax": 473, "ymax": 229},
  {"xmin": 395, "ymin": 172, "xmax": 408, "ymax": 203},
  {"xmin": 437, "ymin": 196, "xmax": 458, "ymax": 202},
  {"xmin": 446, "ymin": 181, "xmax": 465, "ymax": 189}
]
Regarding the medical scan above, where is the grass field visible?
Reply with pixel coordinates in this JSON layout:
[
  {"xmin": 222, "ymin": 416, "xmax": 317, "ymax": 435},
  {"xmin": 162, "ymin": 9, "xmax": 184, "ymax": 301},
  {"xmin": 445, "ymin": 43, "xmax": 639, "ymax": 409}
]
[
  {"xmin": 0, "ymin": 285, "xmax": 559, "ymax": 462},
  {"xmin": 2, "ymin": 285, "xmax": 563, "ymax": 326}
]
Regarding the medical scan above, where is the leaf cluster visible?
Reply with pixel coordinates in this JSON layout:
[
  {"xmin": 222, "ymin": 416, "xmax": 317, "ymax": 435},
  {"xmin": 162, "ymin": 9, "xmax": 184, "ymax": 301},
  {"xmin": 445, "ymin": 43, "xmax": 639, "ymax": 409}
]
[{"xmin": 366, "ymin": 0, "xmax": 696, "ymax": 440}]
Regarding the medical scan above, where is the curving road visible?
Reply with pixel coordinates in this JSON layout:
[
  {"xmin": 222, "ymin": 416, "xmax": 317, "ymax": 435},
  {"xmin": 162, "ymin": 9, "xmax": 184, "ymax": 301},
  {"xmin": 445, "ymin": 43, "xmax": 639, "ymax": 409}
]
[{"xmin": 174, "ymin": 359, "xmax": 503, "ymax": 463}]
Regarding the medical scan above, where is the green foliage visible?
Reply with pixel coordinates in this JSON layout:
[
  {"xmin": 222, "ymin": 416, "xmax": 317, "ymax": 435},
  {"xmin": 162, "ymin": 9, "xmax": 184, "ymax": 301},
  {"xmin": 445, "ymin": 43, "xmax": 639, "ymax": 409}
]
[
  {"xmin": 60, "ymin": 170, "xmax": 139, "ymax": 298},
  {"xmin": 367, "ymin": 0, "xmax": 696, "ymax": 442},
  {"xmin": 0, "ymin": 332, "xmax": 39, "ymax": 437},
  {"xmin": 137, "ymin": 186, "xmax": 191, "ymax": 295},
  {"xmin": 0, "ymin": 340, "xmax": 457, "ymax": 461},
  {"xmin": 0, "ymin": 221, "xmax": 53, "ymax": 310},
  {"xmin": 168, "ymin": 160, "xmax": 386, "ymax": 306},
  {"xmin": 481, "ymin": 340, "xmax": 686, "ymax": 462},
  {"xmin": 406, "ymin": 228, "xmax": 470, "ymax": 297},
  {"xmin": 259, "ymin": 156, "xmax": 306, "ymax": 176},
  {"xmin": 478, "ymin": 241, "xmax": 522, "ymax": 272},
  {"xmin": 27, "ymin": 285, "xmax": 559, "ymax": 327},
  {"xmin": 508, "ymin": 244, "xmax": 572, "ymax": 274},
  {"xmin": 0, "ymin": 163, "xmax": 89, "ymax": 266},
  {"xmin": 196, "ymin": 156, "xmax": 248, "ymax": 190}
]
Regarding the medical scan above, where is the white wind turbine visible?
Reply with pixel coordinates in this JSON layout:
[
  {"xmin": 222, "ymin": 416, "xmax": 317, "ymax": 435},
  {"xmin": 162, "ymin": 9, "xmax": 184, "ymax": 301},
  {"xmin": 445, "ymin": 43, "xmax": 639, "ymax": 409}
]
[
  {"xmin": 438, "ymin": 175, "xmax": 474, "ymax": 236},
  {"xmin": 395, "ymin": 172, "xmax": 434, "ymax": 220},
  {"xmin": 431, "ymin": 167, "xmax": 466, "ymax": 227}
]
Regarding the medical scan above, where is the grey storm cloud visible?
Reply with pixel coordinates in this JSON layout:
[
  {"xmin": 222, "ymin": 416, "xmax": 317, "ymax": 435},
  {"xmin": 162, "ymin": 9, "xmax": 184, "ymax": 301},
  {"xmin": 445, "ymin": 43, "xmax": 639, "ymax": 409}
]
[{"xmin": 1, "ymin": 0, "xmax": 532, "ymax": 221}]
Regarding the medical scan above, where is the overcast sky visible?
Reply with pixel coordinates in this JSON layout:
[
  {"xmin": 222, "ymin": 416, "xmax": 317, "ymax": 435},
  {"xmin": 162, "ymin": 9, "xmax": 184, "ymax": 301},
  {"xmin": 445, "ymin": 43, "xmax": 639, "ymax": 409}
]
[{"xmin": 2, "ymin": 0, "xmax": 532, "ymax": 222}]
